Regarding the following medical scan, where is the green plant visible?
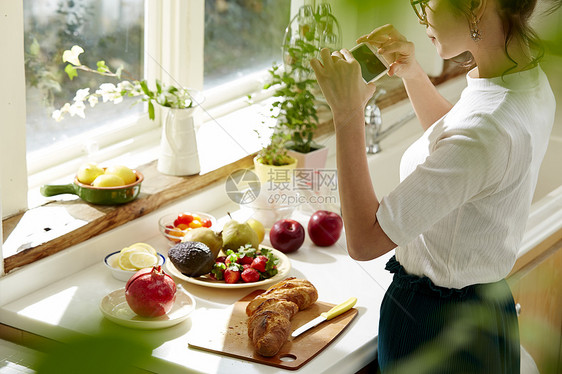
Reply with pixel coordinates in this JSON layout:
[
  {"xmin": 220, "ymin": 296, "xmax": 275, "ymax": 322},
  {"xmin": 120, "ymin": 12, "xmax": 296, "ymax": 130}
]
[
  {"xmin": 256, "ymin": 38, "xmax": 320, "ymax": 166},
  {"xmin": 268, "ymin": 39, "xmax": 320, "ymax": 154},
  {"xmin": 255, "ymin": 133, "xmax": 294, "ymax": 166},
  {"xmin": 52, "ymin": 46, "xmax": 196, "ymax": 122}
]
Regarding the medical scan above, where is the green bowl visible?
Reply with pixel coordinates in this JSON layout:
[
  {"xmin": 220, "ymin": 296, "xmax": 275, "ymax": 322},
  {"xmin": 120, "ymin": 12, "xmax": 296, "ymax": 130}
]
[{"xmin": 40, "ymin": 170, "xmax": 144, "ymax": 205}]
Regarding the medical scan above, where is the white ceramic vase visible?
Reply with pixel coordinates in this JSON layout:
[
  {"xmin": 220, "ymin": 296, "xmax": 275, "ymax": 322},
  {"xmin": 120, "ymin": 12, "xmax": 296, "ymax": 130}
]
[{"xmin": 157, "ymin": 107, "xmax": 201, "ymax": 176}]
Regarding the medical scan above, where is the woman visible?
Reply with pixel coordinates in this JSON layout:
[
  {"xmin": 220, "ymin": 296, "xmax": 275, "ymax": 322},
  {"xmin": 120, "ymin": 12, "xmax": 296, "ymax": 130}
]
[{"xmin": 311, "ymin": 0, "xmax": 559, "ymax": 372}]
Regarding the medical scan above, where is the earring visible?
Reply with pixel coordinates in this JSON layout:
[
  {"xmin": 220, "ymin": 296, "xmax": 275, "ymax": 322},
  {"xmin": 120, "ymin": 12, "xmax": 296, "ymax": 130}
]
[{"xmin": 470, "ymin": 15, "xmax": 482, "ymax": 41}]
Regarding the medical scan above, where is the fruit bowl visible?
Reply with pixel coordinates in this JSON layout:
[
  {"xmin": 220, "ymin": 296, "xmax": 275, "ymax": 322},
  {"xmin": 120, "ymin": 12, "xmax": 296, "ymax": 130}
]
[
  {"xmin": 40, "ymin": 170, "xmax": 144, "ymax": 205},
  {"xmin": 104, "ymin": 250, "xmax": 166, "ymax": 281},
  {"xmin": 158, "ymin": 212, "xmax": 217, "ymax": 246}
]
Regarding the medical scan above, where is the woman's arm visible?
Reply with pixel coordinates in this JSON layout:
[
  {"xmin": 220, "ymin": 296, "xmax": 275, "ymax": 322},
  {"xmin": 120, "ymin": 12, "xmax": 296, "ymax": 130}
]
[
  {"xmin": 333, "ymin": 107, "xmax": 397, "ymax": 260},
  {"xmin": 357, "ymin": 24, "xmax": 453, "ymax": 130},
  {"xmin": 311, "ymin": 48, "xmax": 396, "ymax": 261}
]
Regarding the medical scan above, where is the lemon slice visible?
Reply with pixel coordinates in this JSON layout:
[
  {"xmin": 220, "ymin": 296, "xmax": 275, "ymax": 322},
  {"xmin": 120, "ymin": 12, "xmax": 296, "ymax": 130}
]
[
  {"xmin": 117, "ymin": 247, "xmax": 139, "ymax": 271},
  {"xmin": 129, "ymin": 252, "xmax": 159, "ymax": 269},
  {"xmin": 127, "ymin": 243, "xmax": 157, "ymax": 256}
]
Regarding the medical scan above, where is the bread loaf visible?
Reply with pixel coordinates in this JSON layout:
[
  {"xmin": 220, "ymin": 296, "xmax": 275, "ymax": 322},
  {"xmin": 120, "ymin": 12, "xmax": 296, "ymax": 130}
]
[{"xmin": 246, "ymin": 277, "xmax": 318, "ymax": 357}]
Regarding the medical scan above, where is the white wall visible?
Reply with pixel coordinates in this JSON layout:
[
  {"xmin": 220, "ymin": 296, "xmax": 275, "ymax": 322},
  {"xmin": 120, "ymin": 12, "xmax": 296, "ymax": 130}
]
[{"xmin": 0, "ymin": 1, "xmax": 28, "ymax": 218}]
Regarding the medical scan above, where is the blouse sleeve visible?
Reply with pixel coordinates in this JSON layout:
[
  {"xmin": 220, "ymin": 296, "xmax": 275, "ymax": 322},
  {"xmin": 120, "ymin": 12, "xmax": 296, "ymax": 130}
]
[{"xmin": 376, "ymin": 114, "xmax": 511, "ymax": 247}]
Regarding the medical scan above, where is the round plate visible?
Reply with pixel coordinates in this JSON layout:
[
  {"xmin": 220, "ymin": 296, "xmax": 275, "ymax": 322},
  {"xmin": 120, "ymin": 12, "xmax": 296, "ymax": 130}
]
[
  {"xmin": 165, "ymin": 247, "xmax": 291, "ymax": 289},
  {"xmin": 99, "ymin": 286, "xmax": 195, "ymax": 329}
]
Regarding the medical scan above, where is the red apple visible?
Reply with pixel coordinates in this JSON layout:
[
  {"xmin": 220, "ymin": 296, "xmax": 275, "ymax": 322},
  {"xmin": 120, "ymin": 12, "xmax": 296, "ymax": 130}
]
[
  {"xmin": 307, "ymin": 210, "xmax": 343, "ymax": 247},
  {"xmin": 269, "ymin": 219, "xmax": 305, "ymax": 253}
]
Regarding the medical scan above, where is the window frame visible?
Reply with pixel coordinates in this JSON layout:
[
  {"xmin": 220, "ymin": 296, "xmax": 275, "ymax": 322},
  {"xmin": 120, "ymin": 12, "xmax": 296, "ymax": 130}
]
[{"xmin": 2, "ymin": 0, "xmax": 316, "ymax": 219}]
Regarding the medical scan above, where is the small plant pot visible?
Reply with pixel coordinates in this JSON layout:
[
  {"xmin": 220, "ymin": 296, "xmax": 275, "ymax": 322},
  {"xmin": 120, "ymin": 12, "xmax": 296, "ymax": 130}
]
[
  {"xmin": 253, "ymin": 156, "xmax": 298, "ymax": 184},
  {"xmin": 286, "ymin": 144, "xmax": 328, "ymax": 170}
]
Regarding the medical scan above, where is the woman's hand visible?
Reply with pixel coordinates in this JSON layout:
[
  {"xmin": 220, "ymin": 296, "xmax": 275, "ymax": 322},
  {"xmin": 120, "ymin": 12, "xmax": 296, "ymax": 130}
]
[
  {"xmin": 357, "ymin": 24, "xmax": 419, "ymax": 79},
  {"xmin": 310, "ymin": 48, "xmax": 376, "ymax": 127}
]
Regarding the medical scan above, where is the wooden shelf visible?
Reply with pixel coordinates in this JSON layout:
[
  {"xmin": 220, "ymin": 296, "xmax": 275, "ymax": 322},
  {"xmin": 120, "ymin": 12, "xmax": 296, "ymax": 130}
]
[{"xmin": 2, "ymin": 155, "xmax": 255, "ymax": 273}]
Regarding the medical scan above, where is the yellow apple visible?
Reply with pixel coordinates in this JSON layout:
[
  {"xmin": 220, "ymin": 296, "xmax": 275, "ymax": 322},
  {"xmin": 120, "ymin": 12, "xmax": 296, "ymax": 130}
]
[
  {"xmin": 92, "ymin": 174, "xmax": 125, "ymax": 187},
  {"xmin": 246, "ymin": 218, "xmax": 265, "ymax": 244},
  {"xmin": 76, "ymin": 162, "xmax": 104, "ymax": 185},
  {"xmin": 104, "ymin": 165, "xmax": 137, "ymax": 185}
]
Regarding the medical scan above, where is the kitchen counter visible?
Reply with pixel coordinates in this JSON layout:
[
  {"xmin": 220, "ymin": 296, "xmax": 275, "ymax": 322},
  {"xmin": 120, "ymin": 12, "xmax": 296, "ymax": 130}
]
[
  {"xmin": 0, "ymin": 74, "xmax": 460, "ymax": 374},
  {"xmin": 4, "ymin": 68, "xmax": 559, "ymax": 372},
  {"xmin": 0, "ymin": 199, "xmax": 394, "ymax": 373}
]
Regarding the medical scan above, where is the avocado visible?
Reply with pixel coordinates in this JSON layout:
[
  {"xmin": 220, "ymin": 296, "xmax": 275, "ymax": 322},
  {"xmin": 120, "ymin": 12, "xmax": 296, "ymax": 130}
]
[{"xmin": 169, "ymin": 241, "xmax": 215, "ymax": 277}]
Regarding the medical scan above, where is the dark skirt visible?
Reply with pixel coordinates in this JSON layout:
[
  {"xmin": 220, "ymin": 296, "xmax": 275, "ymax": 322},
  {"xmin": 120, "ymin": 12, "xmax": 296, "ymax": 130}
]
[{"xmin": 377, "ymin": 256, "xmax": 520, "ymax": 374}]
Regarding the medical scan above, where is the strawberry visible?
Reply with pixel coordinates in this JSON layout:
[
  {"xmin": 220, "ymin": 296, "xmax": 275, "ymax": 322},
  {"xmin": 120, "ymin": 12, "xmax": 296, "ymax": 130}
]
[
  {"xmin": 251, "ymin": 256, "xmax": 268, "ymax": 273},
  {"xmin": 241, "ymin": 268, "xmax": 260, "ymax": 283},
  {"xmin": 224, "ymin": 267, "xmax": 241, "ymax": 284},
  {"xmin": 238, "ymin": 255, "xmax": 254, "ymax": 265},
  {"xmin": 215, "ymin": 256, "xmax": 227, "ymax": 263},
  {"xmin": 225, "ymin": 251, "xmax": 239, "ymax": 266}
]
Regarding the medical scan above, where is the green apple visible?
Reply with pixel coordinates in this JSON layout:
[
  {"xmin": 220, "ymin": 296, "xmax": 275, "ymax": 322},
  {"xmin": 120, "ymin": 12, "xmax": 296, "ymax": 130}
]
[{"xmin": 76, "ymin": 162, "xmax": 104, "ymax": 185}]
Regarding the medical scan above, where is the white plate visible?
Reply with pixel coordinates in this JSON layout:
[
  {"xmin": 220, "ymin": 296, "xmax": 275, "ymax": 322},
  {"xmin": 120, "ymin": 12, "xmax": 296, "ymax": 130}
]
[
  {"xmin": 165, "ymin": 247, "xmax": 291, "ymax": 289},
  {"xmin": 99, "ymin": 285, "xmax": 195, "ymax": 329}
]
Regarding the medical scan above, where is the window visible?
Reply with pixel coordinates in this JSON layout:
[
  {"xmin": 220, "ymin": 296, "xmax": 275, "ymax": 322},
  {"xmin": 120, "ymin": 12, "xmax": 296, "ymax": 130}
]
[
  {"xmin": 23, "ymin": 0, "xmax": 145, "ymax": 153},
  {"xmin": 3, "ymin": 0, "xmax": 301, "ymax": 218},
  {"xmin": 203, "ymin": 0, "xmax": 291, "ymax": 89}
]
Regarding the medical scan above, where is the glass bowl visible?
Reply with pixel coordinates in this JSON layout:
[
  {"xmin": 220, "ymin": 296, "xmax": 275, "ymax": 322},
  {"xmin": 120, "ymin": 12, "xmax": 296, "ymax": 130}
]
[{"xmin": 158, "ymin": 212, "xmax": 217, "ymax": 246}]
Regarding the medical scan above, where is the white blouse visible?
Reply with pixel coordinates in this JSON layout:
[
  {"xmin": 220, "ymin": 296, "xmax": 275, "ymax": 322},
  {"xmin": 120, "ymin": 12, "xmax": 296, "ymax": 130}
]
[{"xmin": 376, "ymin": 66, "xmax": 555, "ymax": 288}]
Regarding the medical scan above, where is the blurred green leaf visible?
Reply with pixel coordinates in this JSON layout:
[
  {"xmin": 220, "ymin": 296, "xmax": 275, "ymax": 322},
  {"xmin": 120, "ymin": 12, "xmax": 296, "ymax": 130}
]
[{"xmin": 64, "ymin": 64, "xmax": 77, "ymax": 80}]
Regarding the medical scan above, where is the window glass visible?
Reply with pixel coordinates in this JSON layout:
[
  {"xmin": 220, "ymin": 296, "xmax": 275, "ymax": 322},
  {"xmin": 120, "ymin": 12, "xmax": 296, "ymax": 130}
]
[
  {"xmin": 23, "ymin": 0, "xmax": 144, "ymax": 153},
  {"xmin": 204, "ymin": 0, "xmax": 291, "ymax": 89}
]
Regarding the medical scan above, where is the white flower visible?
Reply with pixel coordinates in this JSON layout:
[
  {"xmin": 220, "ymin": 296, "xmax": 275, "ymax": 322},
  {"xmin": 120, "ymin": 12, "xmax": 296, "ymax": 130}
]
[
  {"xmin": 73, "ymin": 88, "xmax": 90, "ymax": 102},
  {"xmin": 88, "ymin": 95, "xmax": 98, "ymax": 107},
  {"xmin": 98, "ymin": 82, "xmax": 117, "ymax": 92},
  {"xmin": 69, "ymin": 101, "xmax": 86, "ymax": 118},
  {"xmin": 96, "ymin": 83, "xmax": 119, "ymax": 103},
  {"xmin": 117, "ymin": 80, "xmax": 133, "ymax": 91},
  {"xmin": 52, "ymin": 103, "xmax": 71, "ymax": 121},
  {"xmin": 130, "ymin": 84, "xmax": 143, "ymax": 96},
  {"xmin": 62, "ymin": 45, "xmax": 84, "ymax": 66},
  {"xmin": 52, "ymin": 110, "xmax": 63, "ymax": 122}
]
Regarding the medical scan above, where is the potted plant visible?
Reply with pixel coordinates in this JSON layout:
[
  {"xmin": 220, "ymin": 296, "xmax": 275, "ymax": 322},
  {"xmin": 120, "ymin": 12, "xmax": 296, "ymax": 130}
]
[
  {"xmin": 253, "ymin": 129, "xmax": 297, "ymax": 184},
  {"xmin": 53, "ymin": 45, "xmax": 202, "ymax": 176},
  {"xmin": 263, "ymin": 38, "xmax": 328, "ymax": 171}
]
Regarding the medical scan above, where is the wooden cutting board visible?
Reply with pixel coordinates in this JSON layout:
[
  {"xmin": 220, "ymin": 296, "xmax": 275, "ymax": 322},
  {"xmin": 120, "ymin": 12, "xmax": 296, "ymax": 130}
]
[{"xmin": 188, "ymin": 290, "xmax": 358, "ymax": 370}]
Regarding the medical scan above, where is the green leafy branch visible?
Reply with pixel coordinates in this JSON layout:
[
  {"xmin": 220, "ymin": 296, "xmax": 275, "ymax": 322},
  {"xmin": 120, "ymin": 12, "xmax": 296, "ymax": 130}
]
[
  {"xmin": 262, "ymin": 38, "xmax": 320, "ymax": 155},
  {"xmin": 53, "ymin": 45, "xmax": 196, "ymax": 122}
]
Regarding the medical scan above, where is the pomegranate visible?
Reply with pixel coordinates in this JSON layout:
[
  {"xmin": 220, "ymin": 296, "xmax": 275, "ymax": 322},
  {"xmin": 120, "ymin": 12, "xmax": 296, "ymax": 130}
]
[{"xmin": 125, "ymin": 266, "xmax": 177, "ymax": 317}]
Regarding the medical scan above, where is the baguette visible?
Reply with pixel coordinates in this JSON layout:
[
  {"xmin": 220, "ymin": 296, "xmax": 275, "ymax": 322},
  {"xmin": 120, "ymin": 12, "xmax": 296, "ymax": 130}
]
[
  {"xmin": 246, "ymin": 277, "xmax": 318, "ymax": 316},
  {"xmin": 246, "ymin": 278, "xmax": 318, "ymax": 357}
]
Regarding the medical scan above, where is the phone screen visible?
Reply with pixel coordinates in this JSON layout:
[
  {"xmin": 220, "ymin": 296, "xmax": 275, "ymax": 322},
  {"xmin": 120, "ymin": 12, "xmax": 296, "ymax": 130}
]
[{"xmin": 351, "ymin": 44, "xmax": 388, "ymax": 83}]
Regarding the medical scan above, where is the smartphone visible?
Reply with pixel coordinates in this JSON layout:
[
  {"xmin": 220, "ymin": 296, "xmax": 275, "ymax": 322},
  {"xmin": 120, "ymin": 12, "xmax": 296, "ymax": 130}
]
[{"xmin": 350, "ymin": 42, "xmax": 389, "ymax": 83}]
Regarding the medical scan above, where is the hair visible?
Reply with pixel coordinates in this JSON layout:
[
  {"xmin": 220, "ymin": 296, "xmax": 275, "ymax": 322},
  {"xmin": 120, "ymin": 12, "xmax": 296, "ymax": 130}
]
[{"xmin": 449, "ymin": 0, "xmax": 562, "ymax": 74}]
